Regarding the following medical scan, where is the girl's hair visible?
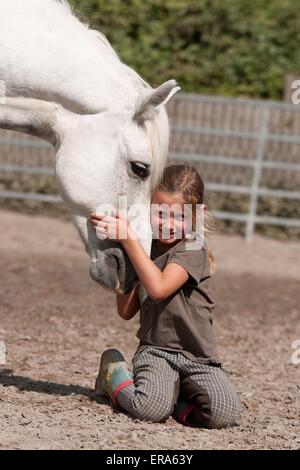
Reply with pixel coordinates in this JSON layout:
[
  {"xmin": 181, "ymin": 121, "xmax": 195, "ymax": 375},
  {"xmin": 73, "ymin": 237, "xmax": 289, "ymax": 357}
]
[{"xmin": 154, "ymin": 164, "xmax": 216, "ymax": 275}]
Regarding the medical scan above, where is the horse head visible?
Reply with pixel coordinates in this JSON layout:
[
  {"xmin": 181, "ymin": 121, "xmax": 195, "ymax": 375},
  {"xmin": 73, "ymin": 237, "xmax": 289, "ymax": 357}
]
[
  {"xmin": 0, "ymin": 0, "xmax": 180, "ymax": 293},
  {"xmin": 54, "ymin": 80, "xmax": 180, "ymax": 293}
]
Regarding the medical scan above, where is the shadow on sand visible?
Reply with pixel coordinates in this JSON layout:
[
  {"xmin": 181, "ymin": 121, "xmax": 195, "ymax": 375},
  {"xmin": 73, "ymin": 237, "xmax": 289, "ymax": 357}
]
[{"xmin": 0, "ymin": 368, "xmax": 107, "ymax": 404}]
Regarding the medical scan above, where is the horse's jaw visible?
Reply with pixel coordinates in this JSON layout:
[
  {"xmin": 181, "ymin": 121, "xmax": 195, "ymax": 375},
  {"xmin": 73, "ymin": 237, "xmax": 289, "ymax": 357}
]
[
  {"xmin": 89, "ymin": 245, "xmax": 138, "ymax": 294},
  {"xmin": 71, "ymin": 211, "xmax": 152, "ymax": 294}
]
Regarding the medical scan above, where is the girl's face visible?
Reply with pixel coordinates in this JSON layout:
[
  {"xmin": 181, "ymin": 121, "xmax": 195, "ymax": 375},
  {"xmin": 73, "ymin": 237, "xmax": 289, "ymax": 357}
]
[{"xmin": 150, "ymin": 191, "xmax": 192, "ymax": 245}]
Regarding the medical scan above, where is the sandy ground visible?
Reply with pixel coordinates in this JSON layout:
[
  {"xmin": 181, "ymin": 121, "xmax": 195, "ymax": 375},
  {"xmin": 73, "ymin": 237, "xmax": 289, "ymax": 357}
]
[{"xmin": 0, "ymin": 209, "xmax": 299, "ymax": 450}]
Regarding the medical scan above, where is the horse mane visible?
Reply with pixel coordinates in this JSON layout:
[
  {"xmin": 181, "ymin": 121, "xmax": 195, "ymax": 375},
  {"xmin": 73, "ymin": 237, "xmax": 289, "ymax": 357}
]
[
  {"xmin": 142, "ymin": 107, "xmax": 169, "ymax": 191},
  {"xmin": 58, "ymin": 0, "xmax": 151, "ymax": 95}
]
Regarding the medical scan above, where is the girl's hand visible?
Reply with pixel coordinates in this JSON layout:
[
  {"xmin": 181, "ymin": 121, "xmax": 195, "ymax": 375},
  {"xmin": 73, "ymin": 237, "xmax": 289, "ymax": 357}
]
[{"xmin": 89, "ymin": 210, "xmax": 134, "ymax": 242}]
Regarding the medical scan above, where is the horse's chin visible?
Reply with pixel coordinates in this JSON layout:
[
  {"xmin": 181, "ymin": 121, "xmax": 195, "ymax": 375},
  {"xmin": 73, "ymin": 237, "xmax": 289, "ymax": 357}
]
[
  {"xmin": 88, "ymin": 246, "xmax": 136, "ymax": 293},
  {"xmin": 89, "ymin": 257, "xmax": 121, "ymax": 291}
]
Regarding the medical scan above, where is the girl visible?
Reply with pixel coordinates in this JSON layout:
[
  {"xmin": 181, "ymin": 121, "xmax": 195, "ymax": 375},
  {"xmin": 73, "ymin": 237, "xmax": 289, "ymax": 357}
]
[{"xmin": 89, "ymin": 165, "xmax": 241, "ymax": 428}]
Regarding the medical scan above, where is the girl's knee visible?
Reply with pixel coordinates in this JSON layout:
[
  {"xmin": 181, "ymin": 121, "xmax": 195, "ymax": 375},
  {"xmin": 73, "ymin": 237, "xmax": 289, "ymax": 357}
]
[
  {"xmin": 132, "ymin": 398, "xmax": 173, "ymax": 423},
  {"xmin": 135, "ymin": 408, "xmax": 171, "ymax": 423},
  {"xmin": 184, "ymin": 392, "xmax": 241, "ymax": 429},
  {"xmin": 209, "ymin": 394, "xmax": 241, "ymax": 429}
]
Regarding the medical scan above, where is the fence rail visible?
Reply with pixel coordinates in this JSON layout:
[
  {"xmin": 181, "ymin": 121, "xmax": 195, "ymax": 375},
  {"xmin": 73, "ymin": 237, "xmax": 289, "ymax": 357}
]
[
  {"xmin": 167, "ymin": 93, "xmax": 300, "ymax": 240},
  {"xmin": 1, "ymin": 93, "xmax": 300, "ymax": 240}
]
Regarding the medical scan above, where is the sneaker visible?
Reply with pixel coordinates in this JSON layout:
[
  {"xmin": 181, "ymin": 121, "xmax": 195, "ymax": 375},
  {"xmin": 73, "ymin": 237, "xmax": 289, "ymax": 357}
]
[{"xmin": 95, "ymin": 348, "xmax": 133, "ymax": 404}]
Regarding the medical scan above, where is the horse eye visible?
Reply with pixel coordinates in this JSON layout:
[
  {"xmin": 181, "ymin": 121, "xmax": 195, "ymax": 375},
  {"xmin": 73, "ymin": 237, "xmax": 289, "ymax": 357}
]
[{"xmin": 130, "ymin": 161, "xmax": 151, "ymax": 180}]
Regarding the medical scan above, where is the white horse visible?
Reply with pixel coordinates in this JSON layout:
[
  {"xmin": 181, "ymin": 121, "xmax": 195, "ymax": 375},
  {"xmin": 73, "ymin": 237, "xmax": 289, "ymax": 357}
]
[{"xmin": 0, "ymin": 0, "xmax": 180, "ymax": 293}]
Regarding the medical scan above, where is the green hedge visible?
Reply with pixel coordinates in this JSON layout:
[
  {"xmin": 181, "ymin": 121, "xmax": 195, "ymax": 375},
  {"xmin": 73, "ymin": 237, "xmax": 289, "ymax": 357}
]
[{"xmin": 70, "ymin": 0, "xmax": 300, "ymax": 99}]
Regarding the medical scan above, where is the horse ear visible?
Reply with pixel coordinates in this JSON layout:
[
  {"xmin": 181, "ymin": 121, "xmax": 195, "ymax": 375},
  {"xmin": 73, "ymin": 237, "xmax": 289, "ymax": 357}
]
[{"xmin": 133, "ymin": 79, "xmax": 181, "ymax": 124}]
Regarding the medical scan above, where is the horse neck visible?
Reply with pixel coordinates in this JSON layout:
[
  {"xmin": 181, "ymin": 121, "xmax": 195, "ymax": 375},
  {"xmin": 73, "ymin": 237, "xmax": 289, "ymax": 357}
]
[{"xmin": 0, "ymin": 0, "xmax": 150, "ymax": 113}]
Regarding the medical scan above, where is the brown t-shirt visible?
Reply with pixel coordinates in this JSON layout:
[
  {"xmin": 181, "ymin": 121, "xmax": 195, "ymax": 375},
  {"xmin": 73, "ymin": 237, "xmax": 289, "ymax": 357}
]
[{"xmin": 135, "ymin": 237, "xmax": 221, "ymax": 365}]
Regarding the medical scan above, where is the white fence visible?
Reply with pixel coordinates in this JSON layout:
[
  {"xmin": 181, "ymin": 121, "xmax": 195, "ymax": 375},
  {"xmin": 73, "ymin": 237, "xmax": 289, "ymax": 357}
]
[
  {"xmin": 1, "ymin": 93, "xmax": 300, "ymax": 240},
  {"xmin": 167, "ymin": 94, "xmax": 300, "ymax": 240}
]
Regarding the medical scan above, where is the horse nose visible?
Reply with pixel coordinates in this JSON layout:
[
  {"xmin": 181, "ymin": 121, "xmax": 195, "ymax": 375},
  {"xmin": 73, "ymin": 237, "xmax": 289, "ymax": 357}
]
[
  {"xmin": 89, "ymin": 249, "xmax": 119, "ymax": 290},
  {"xmin": 89, "ymin": 246, "xmax": 137, "ymax": 292}
]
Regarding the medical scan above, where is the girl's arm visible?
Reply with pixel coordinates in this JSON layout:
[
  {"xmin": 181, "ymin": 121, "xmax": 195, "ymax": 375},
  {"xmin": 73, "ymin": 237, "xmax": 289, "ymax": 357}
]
[
  {"xmin": 116, "ymin": 281, "xmax": 140, "ymax": 320},
  {"xmin": 121, "ymin": 235, "xmax": 188, "ymax": 301}
]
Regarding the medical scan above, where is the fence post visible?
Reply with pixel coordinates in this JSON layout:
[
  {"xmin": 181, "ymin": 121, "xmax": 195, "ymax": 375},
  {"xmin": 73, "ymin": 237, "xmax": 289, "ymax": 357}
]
[{"xmin": 245, "ymin": 105, "xmax": 270, "ymax": 242}]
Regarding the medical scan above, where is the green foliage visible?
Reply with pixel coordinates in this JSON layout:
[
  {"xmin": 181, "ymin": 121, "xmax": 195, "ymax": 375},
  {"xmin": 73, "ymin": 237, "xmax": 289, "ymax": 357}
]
[{"xmin": 70, "ymin": 0, "xmax": 300, "ymax": 99}]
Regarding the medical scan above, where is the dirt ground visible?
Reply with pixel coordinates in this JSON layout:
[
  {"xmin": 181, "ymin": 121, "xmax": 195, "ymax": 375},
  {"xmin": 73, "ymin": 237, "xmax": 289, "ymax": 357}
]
[{"xmin": 0, "ymin": 209, "xmax": 299, "ymax": 450}]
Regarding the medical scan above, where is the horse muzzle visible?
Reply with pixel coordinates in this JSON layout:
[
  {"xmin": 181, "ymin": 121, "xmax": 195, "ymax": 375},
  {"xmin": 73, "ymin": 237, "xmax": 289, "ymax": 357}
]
[{"xmin": 89, "ymin": 246, "xmax": 137, "ymax": 294}]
